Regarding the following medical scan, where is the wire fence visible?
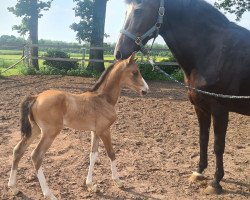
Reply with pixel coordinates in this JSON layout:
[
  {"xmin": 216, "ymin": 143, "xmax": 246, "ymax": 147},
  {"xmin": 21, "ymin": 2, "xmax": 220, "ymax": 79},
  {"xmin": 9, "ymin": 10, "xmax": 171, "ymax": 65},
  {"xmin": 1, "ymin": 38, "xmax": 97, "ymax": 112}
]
[{"xmin": 0, "ymin": 44, "xmax": 179, "ymax": 74}]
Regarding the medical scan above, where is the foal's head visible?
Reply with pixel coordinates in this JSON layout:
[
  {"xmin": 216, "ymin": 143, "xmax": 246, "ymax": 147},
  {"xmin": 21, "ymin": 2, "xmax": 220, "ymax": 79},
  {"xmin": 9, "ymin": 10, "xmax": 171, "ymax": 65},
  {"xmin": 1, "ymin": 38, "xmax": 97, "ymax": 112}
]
[{"xmin": 120, "ymin": 52, "xmax": 149, "ymax": 95}]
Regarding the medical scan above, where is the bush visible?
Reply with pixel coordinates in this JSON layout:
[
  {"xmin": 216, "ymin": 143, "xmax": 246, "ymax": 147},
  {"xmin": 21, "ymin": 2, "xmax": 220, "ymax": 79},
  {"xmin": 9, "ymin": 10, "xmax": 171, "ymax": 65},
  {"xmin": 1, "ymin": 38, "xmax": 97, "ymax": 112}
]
[
  {"xmin": 139, "ymin": 55, "xmax": 184, "ymax": 82},
  {"xmin": 139, "ymin": 63, "xmax": 171, "ymax": 81},
  {"xmin": 43, "ymin": 49, "xmax": 79, "ymax": 71}
]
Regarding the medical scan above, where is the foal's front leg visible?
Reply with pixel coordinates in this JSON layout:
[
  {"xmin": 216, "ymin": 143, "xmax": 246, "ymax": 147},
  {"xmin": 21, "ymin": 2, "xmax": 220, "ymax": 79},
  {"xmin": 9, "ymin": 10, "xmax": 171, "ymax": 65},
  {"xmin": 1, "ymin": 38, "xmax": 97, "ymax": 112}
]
[
  {"xmin": 98, "ymin": 129, "xmax": 123, "ymax": 188},
  {"xmin": 86, "ymin": 131, "xmax": 100, "ymax": 192}
]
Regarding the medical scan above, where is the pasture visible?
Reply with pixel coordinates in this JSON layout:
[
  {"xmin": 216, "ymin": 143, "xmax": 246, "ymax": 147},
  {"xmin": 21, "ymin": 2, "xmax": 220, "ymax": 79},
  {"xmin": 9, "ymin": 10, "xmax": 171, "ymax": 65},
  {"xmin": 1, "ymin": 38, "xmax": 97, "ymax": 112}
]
[
  {"xmin": 0, "ymin": 75, "xmax": 249, "ymax": 200},
  {"xmin": 0, "ymin": 49, "xmax": 115, "ymax": 76}
]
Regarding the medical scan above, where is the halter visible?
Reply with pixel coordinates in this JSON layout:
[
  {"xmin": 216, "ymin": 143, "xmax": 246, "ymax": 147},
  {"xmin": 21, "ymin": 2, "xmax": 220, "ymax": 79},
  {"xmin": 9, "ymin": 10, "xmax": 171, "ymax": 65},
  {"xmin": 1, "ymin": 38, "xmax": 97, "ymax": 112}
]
[{"xmin": 120, "ymin": 0, "xmax": 165, "ymax": 55}]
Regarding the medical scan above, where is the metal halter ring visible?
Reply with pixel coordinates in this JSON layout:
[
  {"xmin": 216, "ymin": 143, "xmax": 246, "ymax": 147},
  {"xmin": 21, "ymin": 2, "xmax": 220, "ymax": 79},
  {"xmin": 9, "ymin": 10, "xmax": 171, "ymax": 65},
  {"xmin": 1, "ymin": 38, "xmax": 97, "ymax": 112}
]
[
  {"xmin": 135, "ymin": 37, "xmax": 142, "ymax": 45},
  {"xmin": 156, "ymin": 22, "xmax": 161, "ymax": 29},
  {"xmin": 158, "ymin": 7, "xmax": 165, "ymax": 16}
]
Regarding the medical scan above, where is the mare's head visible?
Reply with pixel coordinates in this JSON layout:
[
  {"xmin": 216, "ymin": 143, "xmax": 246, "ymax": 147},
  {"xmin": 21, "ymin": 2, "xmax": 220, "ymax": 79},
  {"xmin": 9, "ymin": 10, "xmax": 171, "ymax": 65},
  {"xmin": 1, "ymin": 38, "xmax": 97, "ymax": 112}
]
[
  {"xmin": 120, "ymin": 52, "xmax": 149, "ymax": 95},
  {"xmin": 115, "ymin": 0, "xmax": 162, "ymax": 59}
]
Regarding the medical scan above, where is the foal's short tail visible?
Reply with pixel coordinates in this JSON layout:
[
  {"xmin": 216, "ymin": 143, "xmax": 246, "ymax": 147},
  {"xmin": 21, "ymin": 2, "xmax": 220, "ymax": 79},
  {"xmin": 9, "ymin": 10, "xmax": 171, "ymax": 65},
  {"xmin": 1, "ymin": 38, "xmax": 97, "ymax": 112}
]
[{"xmin": 20, "ymin": 95, "xmax": 37, "ymax": 138}]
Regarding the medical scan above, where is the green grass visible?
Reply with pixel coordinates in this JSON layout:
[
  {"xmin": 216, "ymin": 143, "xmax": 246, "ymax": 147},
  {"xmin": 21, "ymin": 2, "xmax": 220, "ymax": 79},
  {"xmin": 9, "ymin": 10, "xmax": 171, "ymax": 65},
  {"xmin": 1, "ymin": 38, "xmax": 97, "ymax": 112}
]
[{"xmin": 0, "ymin": 49, "xmax": 23, "ymax": 55}]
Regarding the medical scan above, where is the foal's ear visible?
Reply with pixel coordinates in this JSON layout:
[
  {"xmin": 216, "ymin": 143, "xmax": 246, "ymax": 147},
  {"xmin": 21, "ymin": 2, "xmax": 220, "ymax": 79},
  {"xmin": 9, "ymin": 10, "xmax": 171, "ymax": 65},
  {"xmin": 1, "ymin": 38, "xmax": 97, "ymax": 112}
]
[{"xmin": 127, "ymin": 52, "xmax": 137, "ymax": 65}]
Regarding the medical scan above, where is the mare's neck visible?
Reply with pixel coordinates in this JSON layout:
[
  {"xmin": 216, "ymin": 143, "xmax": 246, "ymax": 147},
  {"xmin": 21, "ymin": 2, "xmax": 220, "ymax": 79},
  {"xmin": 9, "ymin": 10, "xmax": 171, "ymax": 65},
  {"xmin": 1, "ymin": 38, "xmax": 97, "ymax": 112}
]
[{"xmin": 161, "ymin": 0, "xmax": 229, "ymax": 77}]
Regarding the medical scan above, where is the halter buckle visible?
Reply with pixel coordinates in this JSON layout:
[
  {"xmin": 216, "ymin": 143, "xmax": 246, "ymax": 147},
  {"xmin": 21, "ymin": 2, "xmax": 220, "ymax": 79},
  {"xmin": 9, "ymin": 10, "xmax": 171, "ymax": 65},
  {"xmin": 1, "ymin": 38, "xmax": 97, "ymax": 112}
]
[
  {"xmin": 135, "ymin": 37, "xmax": 142, "ymax": 45},
  {"xmin": 159, "ymin": 7, "xmax": 165, "ymax": 16},
  {"xmin": 155, "ymin": 22, "xmax": 161, "ymax": 29}
]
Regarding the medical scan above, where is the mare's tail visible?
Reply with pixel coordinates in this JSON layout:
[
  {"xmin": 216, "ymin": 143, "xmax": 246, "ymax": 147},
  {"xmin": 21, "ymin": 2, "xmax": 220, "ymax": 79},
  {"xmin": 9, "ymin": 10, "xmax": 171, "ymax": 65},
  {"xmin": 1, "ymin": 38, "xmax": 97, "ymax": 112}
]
[{"xmin": 20, "ymin": 96, "xmax": 37, "ymax": 138}]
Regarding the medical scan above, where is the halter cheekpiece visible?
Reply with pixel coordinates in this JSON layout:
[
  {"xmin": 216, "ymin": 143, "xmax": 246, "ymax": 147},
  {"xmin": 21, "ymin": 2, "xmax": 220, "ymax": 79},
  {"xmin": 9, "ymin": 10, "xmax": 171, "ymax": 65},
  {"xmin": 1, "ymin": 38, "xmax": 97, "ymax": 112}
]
[{"xmin": 120, "ymin": 0, "xmax": 165, "ymax": 55}]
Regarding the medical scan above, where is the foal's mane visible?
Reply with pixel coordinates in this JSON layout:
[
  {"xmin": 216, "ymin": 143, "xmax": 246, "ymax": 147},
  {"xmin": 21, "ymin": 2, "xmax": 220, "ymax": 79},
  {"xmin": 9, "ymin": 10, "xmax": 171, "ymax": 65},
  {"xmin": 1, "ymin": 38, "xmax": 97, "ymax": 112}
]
[{"xmin": 89, "ymin": 61, "xmax": 118, "ymax": 92}]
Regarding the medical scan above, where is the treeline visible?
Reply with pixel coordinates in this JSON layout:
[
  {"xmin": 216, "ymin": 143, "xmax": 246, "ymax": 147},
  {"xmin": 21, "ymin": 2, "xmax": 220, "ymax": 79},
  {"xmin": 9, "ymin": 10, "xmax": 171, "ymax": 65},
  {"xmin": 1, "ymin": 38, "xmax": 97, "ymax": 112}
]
[{"xmin": 0, "ymin": 35, "xmax": 170, "ymax": 55}]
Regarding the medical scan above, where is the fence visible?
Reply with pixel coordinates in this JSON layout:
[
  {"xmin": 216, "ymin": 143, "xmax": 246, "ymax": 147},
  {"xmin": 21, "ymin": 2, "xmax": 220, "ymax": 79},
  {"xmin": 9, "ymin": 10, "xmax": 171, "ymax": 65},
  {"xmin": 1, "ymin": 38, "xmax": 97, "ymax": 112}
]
[{"xmin": 0, "ymin": 44, "xmax": 178, "ymax": 74}]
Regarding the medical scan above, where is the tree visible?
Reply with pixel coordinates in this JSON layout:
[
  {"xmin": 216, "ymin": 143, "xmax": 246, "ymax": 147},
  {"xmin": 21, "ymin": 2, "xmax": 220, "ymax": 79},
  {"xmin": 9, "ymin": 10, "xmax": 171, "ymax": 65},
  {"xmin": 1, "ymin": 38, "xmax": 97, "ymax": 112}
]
[
  {"xmin": 0, "ymin": 35, "xmax": 26, "ymax": 47},
  {"xmin": 71, "ymin": 0, "xmax": 108, "ymax": 73},
  {"xmin": 215, "ymin": 0, "xmax": 250, "ymax": 21},
  {"xmin": 8, "ymin": 0, "xmax": 53, "ymax": 70}
]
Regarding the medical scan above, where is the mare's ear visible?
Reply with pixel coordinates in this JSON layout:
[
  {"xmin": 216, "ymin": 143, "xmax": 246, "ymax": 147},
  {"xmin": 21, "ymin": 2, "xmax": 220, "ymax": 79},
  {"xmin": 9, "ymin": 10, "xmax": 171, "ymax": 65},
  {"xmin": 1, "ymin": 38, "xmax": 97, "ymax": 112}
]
[{"xmin": 127, "ymin": 52, "xmax": 137, "ymax": 65}]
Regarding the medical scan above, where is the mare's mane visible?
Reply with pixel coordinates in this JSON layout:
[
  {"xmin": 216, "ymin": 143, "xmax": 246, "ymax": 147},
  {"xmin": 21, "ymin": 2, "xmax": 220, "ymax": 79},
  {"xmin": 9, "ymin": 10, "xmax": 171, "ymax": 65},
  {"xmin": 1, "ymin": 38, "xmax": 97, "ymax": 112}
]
[
  {"xmin": 125, "ymin": 0, "xmax": 229, "ymax": 26},
  {"xmin": 89, "ymin": 61, "xmax": 118, "ymax": 92}
]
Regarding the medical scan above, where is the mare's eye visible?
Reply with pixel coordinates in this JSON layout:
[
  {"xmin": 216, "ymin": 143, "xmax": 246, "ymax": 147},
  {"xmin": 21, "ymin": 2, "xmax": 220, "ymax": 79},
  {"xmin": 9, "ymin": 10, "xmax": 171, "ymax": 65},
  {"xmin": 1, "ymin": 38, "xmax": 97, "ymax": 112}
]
[{"xmin": 134, "ymin": 9, "xmax": 142, "ymax": 16}]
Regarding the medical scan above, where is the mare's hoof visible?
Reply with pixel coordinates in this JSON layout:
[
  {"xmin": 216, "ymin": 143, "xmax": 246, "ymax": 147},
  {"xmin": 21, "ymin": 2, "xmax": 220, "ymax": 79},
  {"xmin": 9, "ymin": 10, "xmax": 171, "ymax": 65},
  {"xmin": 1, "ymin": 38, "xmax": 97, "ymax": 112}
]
[
  {"xmin": 189, "ymin": 172, "xmax": 205, "ymax": 183},
  {"xmin": 113, "ymin": 179, "xmax": 124, "ymax": 188},
  {"xmin": 204, "ymin": 185, "xmax": 223, "ymax": 195},
  {"xmin": 86, "ymin": 183, "xmax": 98, "ymax": 193},
  {"xmin": 9, "ymin": 187, "xmax": 20, "ymax": 196}
]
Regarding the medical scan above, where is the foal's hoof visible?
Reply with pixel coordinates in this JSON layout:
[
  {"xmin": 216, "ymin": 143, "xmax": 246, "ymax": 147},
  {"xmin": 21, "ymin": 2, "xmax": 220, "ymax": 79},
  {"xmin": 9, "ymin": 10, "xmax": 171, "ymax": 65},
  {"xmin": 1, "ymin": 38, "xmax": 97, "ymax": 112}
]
[
  {"xmin": 9, "ymin": 186, "xmax": 20, "ymax": 196},
  {"xmin": 86, "ymin": 183, "xmax": 98, "ymax": 193},
  {"xmin": 44, "ymin": 194, "xmax": 57, "ymax": 200},
  {"xmin": 189, "ymin": 172, "xmax": 205, "ymax": 183},
  {"xmin": 204, "ymin": 185, "xmax": 223, "ymax": 195},
  {"xmin": 113, "ymin": 179, "xmax": 124, "ymax": 188}
]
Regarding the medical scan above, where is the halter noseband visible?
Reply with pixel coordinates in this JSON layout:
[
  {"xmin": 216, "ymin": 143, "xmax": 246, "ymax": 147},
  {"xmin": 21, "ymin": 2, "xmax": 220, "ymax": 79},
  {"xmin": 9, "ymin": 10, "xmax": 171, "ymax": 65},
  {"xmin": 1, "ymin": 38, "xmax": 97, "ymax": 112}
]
[{"xmin": 120, "ymin": 0, "xmax": 165, "ymax": 55}]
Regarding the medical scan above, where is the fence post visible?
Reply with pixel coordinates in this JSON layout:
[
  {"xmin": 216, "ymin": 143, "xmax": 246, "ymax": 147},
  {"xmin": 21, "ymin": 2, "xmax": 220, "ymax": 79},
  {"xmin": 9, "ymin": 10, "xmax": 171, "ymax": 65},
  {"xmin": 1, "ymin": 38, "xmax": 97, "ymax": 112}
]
[
  {"xmin": 24, "ymin": 45, "xmax": 30, "ymax": 67},
  {"xmin": 82, "ymin": 48, "xmax": 86, "ymax": 68}
]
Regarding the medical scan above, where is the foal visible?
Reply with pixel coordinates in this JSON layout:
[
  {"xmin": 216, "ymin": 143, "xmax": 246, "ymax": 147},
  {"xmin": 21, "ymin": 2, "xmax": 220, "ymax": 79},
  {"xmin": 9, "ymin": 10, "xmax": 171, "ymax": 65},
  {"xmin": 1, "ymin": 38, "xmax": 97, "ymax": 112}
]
[{"xmin": 8, "ymin": 53, "xmax": 149, "ymax": 199}]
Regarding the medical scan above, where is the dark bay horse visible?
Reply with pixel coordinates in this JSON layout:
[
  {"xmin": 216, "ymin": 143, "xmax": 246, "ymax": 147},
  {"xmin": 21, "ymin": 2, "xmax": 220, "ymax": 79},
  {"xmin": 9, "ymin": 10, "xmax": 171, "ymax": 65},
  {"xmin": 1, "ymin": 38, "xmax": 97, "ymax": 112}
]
[{"xmin": 115, "ymin": 0, "xmax": 250, "ymax": 195}]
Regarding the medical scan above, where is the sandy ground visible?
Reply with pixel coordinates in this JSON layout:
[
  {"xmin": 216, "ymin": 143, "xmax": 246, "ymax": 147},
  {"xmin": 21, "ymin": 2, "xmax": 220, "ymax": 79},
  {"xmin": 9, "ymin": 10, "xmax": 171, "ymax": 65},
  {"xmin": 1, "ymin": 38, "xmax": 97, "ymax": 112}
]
[{"xmin": 0, "ymin": 75, "xmax": 249, "ymax": 200}]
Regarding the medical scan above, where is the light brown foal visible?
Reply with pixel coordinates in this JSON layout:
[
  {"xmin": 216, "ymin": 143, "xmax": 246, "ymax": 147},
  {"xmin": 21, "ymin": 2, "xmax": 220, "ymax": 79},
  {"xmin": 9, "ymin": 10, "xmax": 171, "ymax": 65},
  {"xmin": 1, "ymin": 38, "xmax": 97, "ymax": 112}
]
[{"xmin": 8, "ymin": 53, "xmax": 149, "ymax": 200}]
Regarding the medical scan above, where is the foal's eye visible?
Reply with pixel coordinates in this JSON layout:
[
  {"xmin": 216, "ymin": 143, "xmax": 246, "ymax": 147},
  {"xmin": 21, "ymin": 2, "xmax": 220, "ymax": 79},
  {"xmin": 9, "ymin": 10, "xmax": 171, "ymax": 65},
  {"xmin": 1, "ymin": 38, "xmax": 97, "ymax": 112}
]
[{"xmin": 132, "ymin": 71, "xmax": 139, "ymax": 77}]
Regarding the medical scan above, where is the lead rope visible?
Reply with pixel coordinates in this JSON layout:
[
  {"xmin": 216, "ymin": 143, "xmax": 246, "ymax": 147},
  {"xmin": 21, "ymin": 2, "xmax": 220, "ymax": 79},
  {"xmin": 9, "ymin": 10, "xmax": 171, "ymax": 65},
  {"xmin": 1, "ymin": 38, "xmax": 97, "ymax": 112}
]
[{"xmin": 147, "ymin": 58, "xmax": 250, "ymax": 99}]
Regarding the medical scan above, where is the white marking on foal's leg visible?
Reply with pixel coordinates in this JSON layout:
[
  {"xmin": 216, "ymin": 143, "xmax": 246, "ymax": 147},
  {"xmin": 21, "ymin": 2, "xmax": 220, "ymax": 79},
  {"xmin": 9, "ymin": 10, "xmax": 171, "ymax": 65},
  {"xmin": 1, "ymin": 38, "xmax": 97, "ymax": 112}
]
[
  {"xmin": 111, "ymin": 160, "xmax": 119, "ymax": 180},
  {"xmin": 37, "ymin": 168, "xmax": 57, "ymax": 200},
  {"xmin": 8, "ymin": 169, "xmax": 17, "ymax": 187},
  {"xmin": 111, "ymin": 160, "xmax": 123, "ymax": 188},
  {"xmin": 142, "ymin": 78, "xmax": 149, "ymax": 91},
  {"xmin": 86, "ymin": 152, "xmax": 98, "ymax": 185},
  {"xmin": 8, "ymin": 169, "xmax": 19, "ymax": 195},
  {"xmin": 86, "ymin": 152, "xmax": 98, "ymax": 192}
]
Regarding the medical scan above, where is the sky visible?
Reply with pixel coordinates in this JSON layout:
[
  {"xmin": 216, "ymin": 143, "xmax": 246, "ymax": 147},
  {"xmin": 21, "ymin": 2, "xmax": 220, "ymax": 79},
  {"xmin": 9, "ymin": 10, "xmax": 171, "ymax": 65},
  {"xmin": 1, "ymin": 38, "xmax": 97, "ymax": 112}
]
[{"xmin": 0, "ymin": 0, "xmax": 249, "ymax": 44}]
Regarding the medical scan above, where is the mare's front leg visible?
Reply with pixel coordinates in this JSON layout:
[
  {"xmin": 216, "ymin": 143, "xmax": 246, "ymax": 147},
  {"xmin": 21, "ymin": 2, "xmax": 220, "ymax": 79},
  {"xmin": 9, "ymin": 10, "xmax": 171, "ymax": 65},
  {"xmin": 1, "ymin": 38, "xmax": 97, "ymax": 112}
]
[
  {"xmin": 86, "ymin": 131, "xmax": 100, "ymax": 192},
  {"xmin": 205, "ymin": 107, "xmax": 228, "ymax": 194},
  {"xmin": 189, "ymin": 106, "xmax": 211, "ymax": 182},
  {"xmin": 98, "ymin": 129, "xmax": 123, "ymax": 188}
]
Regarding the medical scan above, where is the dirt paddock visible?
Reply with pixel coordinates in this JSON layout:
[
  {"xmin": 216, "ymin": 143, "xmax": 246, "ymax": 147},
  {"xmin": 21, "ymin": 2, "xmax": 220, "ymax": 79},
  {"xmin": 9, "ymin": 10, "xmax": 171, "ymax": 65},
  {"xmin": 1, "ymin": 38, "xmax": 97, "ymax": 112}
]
[{"xmin": 0, "ymin": 75, "xmax": 249, "ymax": 200}]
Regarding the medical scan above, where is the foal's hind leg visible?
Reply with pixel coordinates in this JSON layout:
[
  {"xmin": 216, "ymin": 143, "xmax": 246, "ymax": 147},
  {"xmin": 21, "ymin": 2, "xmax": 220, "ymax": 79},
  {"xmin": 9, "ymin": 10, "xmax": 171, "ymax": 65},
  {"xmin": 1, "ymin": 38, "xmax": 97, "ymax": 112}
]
[
  {"xmin": 98, "ymin": 129, "xmax": 123, "ymax": 188},
  {"xmin": 8, "ymin": 123, "xmax": 41, "ymax": 195},
  {"xmin": 31, "ymin": 128, "xmax": 59, "ymax": 200},
  {"xmin": 86, "ymin": 131, "xmax": 100, "ymax": 192},
  {"xmin": 205, "ymin": 108, "xmax": 228, "ymax": 195},
  {"xmin": 189, "ymin": 106, "xmax": 211, "ymax": 182}
]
